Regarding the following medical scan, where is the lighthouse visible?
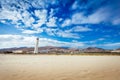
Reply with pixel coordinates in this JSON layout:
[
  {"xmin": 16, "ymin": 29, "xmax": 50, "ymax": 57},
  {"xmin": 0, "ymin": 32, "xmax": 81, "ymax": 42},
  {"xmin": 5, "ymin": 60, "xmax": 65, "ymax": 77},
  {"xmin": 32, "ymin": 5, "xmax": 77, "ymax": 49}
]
[{"xmin": 34, "ymin": 37, "xmax": 39, "ymax": 54}]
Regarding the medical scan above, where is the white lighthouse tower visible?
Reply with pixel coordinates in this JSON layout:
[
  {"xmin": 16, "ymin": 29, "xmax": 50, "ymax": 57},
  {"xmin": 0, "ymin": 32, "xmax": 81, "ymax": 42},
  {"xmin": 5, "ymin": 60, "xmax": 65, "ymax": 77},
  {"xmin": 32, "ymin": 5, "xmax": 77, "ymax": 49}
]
[{"xmin": 34, "ymin": 37, "xmax": 39, "ymax": 54}]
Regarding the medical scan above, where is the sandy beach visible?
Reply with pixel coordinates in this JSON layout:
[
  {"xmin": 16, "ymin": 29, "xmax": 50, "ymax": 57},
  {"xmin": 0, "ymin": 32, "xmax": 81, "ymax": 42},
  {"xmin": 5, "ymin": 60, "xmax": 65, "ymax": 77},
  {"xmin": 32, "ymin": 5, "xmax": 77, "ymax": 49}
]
[{"xmin": 0, "ymin": 54, "xmax": 120, "ymax": 80}]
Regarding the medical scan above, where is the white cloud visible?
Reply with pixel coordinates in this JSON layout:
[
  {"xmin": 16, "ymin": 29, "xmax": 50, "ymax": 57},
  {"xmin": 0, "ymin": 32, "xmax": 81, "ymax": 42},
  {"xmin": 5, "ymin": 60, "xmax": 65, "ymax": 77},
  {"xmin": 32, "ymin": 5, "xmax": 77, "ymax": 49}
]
[
  {"xmin": 46, "ymin": 17, "xmax": 57, "ymax": 27},
  {"xmin": 0, "ymin": 0, "xmax": 58, "ymax": 10},
  {"xmin": 31, "ymin": 0, "xmax": 46, "ymax": 9},
  {"xmin": 30, "ymin": 0, "xmax": 58, "ymax": 9},
  {"xmin": 56, "ymin": 30, "xmax": 80, "ymax": 39},
  {"xmin": 0, "ymin": 5, "xmax": 48, "ymax": 33},
  {"xmin": 0, "ymin": 34, "xmax": 84, "ymax": 49},
  {"xmin": 45, "ymin": 28, "xmax": 57, "ymax": 36},
  {"xmin": 21, "ymin": 11, "xmax": 34, "ymax": 27},
  {"xmin": 49, "ymin": 8, "xmax": 54, "ymax": 18},
  {"xmin": 39, "ymin": 37, "xmax": 84, "ymax": 48},
  {"xmin": 71, "ymin": 13, "xmax": 84, "ymax": 24},
  {"xmin": 0, "ymin": 0, "xmax": 58, "ymax": 37},
  {"xmin": 33, "ymin": 19, "xmax": 45, "ymax": 28},
  {"xmin": 0, "ymin": 8, "xmax": 22, "ymax": 22},
  {"xmin": 91, "ymin": 42, "xmax": 120, "ymax": 49},
  {"xmin": 71, "ymin": 1, "xmax": 78, "ymax": 10},
  {"xmin": 0, "ymin": 7, "xmax": 35, "ymax": 28},
  {"xmin": 112, "ymin": 18, "xmax": 120, "ymax": 25},
  {"xmin": 70, "ymin": 26, "xmax": 92, "ymax": 32},
  {"xmin": 0, "ymin": 34, "xmax": 35, "ymax": 48},
  {"xmin": 61, "ymin": 19, "xmax": 71, "ymax": 27},
  {"xmin": 86, "ymin": 38, "xmax": 105, "ymax": 43},
  {"xmin": 45, "ymin": 26, "xmax": 89, "ymax": 39},
  {"xmin": 103, "ymin": 42, "xmax": 120, "ymax": 47},
  {"xmin": 98, "ymin": 38, "xmax": 105, "ymax": 41},
  {"xmin": 22, "ymin": 29, "xmax": 43, "ymax": 34},
  {"xmin": 59, "ymin": 18, "xmax": 63, "ymax": 22},
  {"xmin": 44, "ymin": 28, "xmax": 81, "ymax": 39},
  {"xmin": 34, "ymin": 9, "xmax": 47, "ymax": 19},
  {"xmin": 0, "ymin": 34, "xmax": 119, "ymax": 49},
  {"xmin": 53, "ymin": 2, "xmax": 117, "ymax": 26},
  {"xmin": 64, "ymin": 26, "xmax": 92, "ymax": 34},
  {"xmin": 46, "ymin": 8, "xmax": 57, "ymax": 27},
  {"xmin": 0, "ymin": 20, "xmax": 6, "ymax": 23},
  {"xmin": 71, "ymin": 7, "xmax": 111, "ymax": 24},
  {"xmin": 84, "ymin": 8, "xmax": 110, "ymax": 24},
  {"xmin": 33, "ymin": 9, "xmax": 47, "ymax": 28},
  {"xmin": 0, "ymin": 1, "xmax": 49, "ymax": 32}
]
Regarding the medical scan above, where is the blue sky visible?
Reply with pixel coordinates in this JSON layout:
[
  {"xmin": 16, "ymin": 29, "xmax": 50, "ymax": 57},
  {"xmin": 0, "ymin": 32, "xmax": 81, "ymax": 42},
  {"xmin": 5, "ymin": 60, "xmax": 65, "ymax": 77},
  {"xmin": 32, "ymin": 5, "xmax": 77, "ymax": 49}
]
[{"xmin": 0, "ymin": 0, "xmax": 120, "ymax": 49}]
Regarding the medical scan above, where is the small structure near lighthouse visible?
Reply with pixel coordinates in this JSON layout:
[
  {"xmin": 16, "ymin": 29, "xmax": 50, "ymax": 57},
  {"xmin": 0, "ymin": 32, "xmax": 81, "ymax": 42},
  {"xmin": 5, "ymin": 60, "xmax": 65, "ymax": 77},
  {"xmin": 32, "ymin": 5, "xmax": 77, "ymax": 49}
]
[{"xmin": 34, "ymin": 37, "xmax": 39, "ymax": 54}]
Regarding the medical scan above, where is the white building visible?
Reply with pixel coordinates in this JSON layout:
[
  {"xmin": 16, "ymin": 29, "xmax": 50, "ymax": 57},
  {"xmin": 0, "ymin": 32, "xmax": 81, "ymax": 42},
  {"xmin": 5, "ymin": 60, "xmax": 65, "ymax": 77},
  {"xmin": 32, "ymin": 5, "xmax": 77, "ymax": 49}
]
[
  {"xmin": 12, "ymin": 50, "xmax": 25, "ymax": 54},
  {"xmin": 111, "ymin": 50, "xmax": 120, "ymax": 53}
]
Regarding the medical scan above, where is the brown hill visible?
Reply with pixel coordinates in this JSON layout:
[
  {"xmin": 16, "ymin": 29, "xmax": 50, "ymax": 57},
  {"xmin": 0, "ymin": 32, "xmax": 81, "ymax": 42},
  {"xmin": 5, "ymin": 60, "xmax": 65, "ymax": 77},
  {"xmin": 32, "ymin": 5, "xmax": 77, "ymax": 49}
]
[{"xmin": 83, "ymin": 47, "xmax": 105, "ymax": 53}]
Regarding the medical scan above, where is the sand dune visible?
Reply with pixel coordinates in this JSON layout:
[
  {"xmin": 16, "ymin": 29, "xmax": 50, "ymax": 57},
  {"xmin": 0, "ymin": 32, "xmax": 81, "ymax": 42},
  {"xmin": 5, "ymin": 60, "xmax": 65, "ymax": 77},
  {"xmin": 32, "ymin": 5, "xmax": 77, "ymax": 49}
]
[{"xmin": 0, "ymin": 54, "xmax": 120, "ymax": 80}]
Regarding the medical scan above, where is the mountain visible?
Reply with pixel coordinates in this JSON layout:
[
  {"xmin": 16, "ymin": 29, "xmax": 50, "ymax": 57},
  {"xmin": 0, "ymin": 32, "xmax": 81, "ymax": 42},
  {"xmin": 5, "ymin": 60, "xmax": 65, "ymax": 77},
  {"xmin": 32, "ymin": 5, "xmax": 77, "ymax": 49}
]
[
  {"xmin": 82, "ymin": 47, "xmax": 105, "ymax": 53},
  {"xmin": 0, "ymin": 47, "xmax": 33, "ymax": 52},
  {"xmin": 0, "ymin": 46, "xmax": 113, "ymax": 53},
  {"xmin": 0, "ymin": 46, "xmax": 68, "ymax": 53},
  {"xmin": 116, "ymin": 48, "xmax": 120, "ymax": 50}
]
